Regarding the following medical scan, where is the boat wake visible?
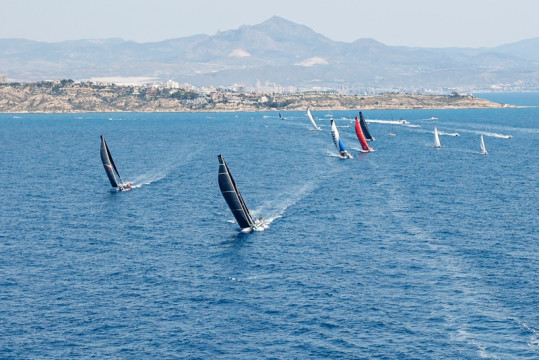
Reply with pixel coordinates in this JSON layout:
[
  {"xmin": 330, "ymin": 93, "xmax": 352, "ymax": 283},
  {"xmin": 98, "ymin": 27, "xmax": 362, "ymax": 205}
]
[
  {"xmin": 129, "ymin": 171, "xmax": 168, "ymax": 189},
  {"xmin": 464, "ymin": 130, "xmax": 513, "ymax": 139},
  {"xmin": 253, "ymin": 182, "xmax": 317, "ymax": 226},
  {"xmin": 438, "ymin": 130, "xmax": 461, "ymax": 137}
]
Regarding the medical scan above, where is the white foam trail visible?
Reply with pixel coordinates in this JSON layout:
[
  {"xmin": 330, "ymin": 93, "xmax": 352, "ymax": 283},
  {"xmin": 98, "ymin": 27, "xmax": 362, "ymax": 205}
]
[
  {"xmin": 438, "ymin": 131, "xmax": 461, "ymax": 137},
  {"xmin": 463, "ymin": 130, "xmax": 513, "ymax": 139},
  {"xmin": 252, "ymin": 182, "xmax": 317, "ymax": 225},
  {"xmin": 367, "ymin": 119, "xmax": 410, "ymax": 125},
  {"xmin": 129, "ymin": 171, "xmax": 168, "ymax": 189}
]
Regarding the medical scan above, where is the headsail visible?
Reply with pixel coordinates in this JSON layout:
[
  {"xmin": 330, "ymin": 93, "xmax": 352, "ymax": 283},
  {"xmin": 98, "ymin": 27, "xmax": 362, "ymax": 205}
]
[
  {"xmin": 330, "ymin": 120, "xmax": 352, "ymax": 158},
  {"xmin": 307, "ymin": 108, "xmax": 322, "ymax": 130},
  {"xmin": 354, "ymin": 117, "xmax": 373, "ymax": 152},
  {"xmin": 359, "ymin": 112, "xmax": 375, "ymax": 141},
  {"xmin": 218, "ymin": 154, "xmax": 255, "ymax": 230},
  {"xmin": 433, "ymin": 127, "xmax": 442, "ymax": 148},
  {"xmin": 100, "ymin": 135, "xmax": 121, "ymax": 188},
  {"xmin": 480, "ymin": 135, "xmax": 488, "ymax": 155}
]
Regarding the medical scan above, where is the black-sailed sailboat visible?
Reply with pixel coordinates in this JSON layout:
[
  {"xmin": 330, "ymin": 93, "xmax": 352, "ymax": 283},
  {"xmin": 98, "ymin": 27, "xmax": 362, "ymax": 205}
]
[
  {"xmin": 359, "ymin": 111, "xmax": 375, "ymax": 141},
  {"xmin": 100, "ymin": 135, "xmax": 131, "ymax": 191},
  {"xmin": 218, "ymin": 154, "xmax": 265, "ymax": 231}
]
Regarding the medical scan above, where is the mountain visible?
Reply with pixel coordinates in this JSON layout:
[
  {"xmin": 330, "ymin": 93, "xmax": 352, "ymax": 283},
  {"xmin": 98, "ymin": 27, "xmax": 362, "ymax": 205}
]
[{"xmin": 1, "ymin": 16, "xmax": 538, "ymax": 91}]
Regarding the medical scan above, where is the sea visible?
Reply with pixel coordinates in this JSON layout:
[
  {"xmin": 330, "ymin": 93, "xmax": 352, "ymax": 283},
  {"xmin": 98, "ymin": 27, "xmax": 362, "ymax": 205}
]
[{"xmin": 1, "ymin": 93, "xmax": 537, "ymax": 359}]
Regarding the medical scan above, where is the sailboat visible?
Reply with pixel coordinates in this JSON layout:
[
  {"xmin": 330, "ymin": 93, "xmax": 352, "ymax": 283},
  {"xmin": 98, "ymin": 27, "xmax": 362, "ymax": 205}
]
[
  {"xmin": 100, "ymin": 135, "xmax": 131, "ymax": 191},
  {"xmin": 218, "ymin": 154, "xmax": 265, "ymax": 232},
  {"xmin": 433, "ymin": 127, "xmax": 442, "ymax": 148},
  {"xmin": 306, "ymin": 108, "xmax": 322, "ymax": 130},
  {"xmin": 480, "ymin": 135, "xmax": 488, "ymax": 155},
  {"xmin": 330, "ymin": 119, "xmax": 352, "ymax": 159},
  {"xmin": 354, "ymin": 117, "xmax": 373, "ymax": 152},
  {"xmin": 358, "ymin": 112, "xmax": 375, "ymax": 141}
]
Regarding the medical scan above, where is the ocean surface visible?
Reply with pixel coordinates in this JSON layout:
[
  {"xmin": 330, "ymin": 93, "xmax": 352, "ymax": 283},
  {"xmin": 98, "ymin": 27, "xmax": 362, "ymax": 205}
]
[{"xmin": 1, "ymin": 93, "xmax": 538, "ymax": 359}]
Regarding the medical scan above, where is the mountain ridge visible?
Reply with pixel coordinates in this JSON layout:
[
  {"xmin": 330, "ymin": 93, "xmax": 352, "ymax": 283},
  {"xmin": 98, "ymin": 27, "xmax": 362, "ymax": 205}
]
[{"xmin": 1, "ymin": 16, "xmax": 538, "ymax": 91}]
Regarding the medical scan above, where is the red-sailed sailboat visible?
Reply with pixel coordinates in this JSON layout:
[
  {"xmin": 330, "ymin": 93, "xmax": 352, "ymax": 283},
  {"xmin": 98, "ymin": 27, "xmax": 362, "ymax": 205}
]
[{"xmin": 354, "ymin": 117, "xmax": 373, "ymax": 152}]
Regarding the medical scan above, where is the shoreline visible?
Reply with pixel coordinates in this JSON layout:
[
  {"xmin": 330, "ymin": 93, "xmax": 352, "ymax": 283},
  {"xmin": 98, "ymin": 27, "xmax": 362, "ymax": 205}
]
[{"xmin": 0, "ymin": 82, "xmax": 512, "ymax": 113}]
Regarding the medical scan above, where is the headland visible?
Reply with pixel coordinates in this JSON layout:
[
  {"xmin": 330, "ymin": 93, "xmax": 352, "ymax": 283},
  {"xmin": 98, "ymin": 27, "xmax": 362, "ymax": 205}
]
[{"xmin": 0, "ymin": 81, "xmax": 509, "ymax": 113}]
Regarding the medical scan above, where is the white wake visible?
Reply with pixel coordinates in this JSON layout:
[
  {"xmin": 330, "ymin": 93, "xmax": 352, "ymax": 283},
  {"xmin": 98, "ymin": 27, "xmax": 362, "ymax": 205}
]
[
  {"xmin": 251, "ymin": 182, "xmax": 318, "ymax": 226},
  {"xmin": 129, "ymin": 171, "xmax": 168, "ymax": 189}
]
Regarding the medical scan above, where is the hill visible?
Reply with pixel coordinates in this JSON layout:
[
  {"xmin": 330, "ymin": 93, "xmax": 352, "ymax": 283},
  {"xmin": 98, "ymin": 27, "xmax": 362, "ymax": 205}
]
[{"xmin": 1, "ymin": 17, "xmax": 538, "ymax": 91}]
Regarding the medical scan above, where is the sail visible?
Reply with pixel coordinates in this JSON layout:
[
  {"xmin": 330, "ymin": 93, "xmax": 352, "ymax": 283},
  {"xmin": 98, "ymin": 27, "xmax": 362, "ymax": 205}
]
[
  {"xmin": 355, "ymin": 117, "xmax": 372, "ymax": 152},
  {"xmin": 331, "ymin": 119, "xmax": 350, "ymax": 157},
  {"xmin": 307, "ymin": 108, "xmax": 321, "ymax": 130},
  {"xmin": 433, "ymin": 127, "xmax": 442, "ymax": 148},
  {"xmin": 100, "ymin": 135, "xmax": 121, "ymax": 187},
  {"xmin": 480, "ymin": 135, "xmax": 488, "ymax": 154},
  {"xmin": 218, "ymin": 154, "xmax": 255, "ymax": 230},
  {"xmin": 359, "ymin": 112, "xmax": 374, "ymax": 141}
]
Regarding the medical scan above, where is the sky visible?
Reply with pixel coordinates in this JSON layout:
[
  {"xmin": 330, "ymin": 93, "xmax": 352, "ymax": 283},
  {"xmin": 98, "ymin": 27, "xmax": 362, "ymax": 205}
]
[{"xmin": 1, "ymin": 0, "xmax": 538, "ymax": 48}]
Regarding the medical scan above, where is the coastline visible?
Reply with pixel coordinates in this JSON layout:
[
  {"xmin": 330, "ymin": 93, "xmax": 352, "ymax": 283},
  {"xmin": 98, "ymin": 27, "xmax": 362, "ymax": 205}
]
[{"xmin": 0, "ymin": 82, "xmax": 511, "ymax": 113}]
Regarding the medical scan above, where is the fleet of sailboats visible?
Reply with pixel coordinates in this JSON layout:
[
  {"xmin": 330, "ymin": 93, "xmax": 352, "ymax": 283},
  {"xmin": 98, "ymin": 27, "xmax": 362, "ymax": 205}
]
[
  {"xmin": 99, "ymin": 110, "xmax": 501, "ymax": 231},
  {"xmin": 100, "ymin": 135, "xmax": 131, "ymax": 191}
]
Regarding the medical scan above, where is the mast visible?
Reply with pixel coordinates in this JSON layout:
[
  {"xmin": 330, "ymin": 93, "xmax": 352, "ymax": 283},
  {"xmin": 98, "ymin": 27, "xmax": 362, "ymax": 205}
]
[
  {"xmin": 218, "ymin": 154, "xmax": 255, "ymax": 229},
  {"xmin": 359, "ymin": 112, "xmax": 374, "ymax": 141},
  {"xmin": 355, "ymin": 117, "xmax": 372, "ymax": 152}
]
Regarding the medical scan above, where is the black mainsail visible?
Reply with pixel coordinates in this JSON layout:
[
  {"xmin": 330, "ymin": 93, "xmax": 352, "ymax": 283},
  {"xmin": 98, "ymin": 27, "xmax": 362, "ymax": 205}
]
[
  {"xmin": 100, "ymin": 135, "xmax": 124, "ymax": 188},
  {"xmin": 218, "ymin": 154, "xmax": 255, "ymax": 230},
  {"xmin": 359, "ymin": 112, "xmax": 375, "ymax": 141}
]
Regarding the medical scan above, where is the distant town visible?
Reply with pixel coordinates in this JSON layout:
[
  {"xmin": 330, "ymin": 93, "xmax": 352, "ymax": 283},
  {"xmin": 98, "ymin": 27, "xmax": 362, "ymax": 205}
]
[{"xmin": 0, "ymin": 77, "xmax": 509, "ymax": 113}]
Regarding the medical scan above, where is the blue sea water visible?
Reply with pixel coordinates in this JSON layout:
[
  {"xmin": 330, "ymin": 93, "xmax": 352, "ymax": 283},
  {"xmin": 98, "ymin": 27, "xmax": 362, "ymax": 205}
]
[{"xmin": 0, "ymin": 94, "xmax": 538, "ymax": 359}]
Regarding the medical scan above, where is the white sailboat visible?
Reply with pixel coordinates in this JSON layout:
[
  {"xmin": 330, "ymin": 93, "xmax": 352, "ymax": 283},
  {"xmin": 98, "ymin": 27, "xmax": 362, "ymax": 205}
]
[
  {"xmin": 330, "ymin": 119, "xmax": 352, "ymax": 159},
  {"xmin": 433, "ymin": 127, "xmax": 442, "ymax": 148},
  {"xmin": 306, "ymin": 108, "xmax": 322, "ymax": 130},
  {"xmin": 480, "ymin": 135, "xmax": 488, "ymax": 155}
]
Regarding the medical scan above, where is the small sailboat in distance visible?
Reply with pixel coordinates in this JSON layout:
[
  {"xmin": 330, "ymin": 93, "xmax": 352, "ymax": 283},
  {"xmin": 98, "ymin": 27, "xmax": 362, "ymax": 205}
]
[
  {"xmin": 359, "ymin": 112, "xmax": 375, "ymax": 141},
  {"xmin": 330, "ymin": 119, "xmax": 352, "ymax": 159},
  {"xmin": 100, "ymin": 135, "xmax": 131, "ymax": 191},
  {"xmin": 433, "ymin": 127, "xmax": 442, "ymax": 148},
  {"xmin": 354, "ymin": 117, "xmax": 373, "ymax": 152},
  {"xmin": 218, "ymin": 154, "xmax": 265, "ymax": 232},
  {"xmin": 480, "ymin": 135, "xmax": 488, "ymax": 155},
  {"xmin": 307, "ymin": 108, "xmax": 322, "ymax": 130}
]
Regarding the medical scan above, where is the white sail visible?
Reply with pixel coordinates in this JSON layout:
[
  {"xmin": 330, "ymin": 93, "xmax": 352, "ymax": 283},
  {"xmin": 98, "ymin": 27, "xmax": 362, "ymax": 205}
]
[
  {"xmin": 433, "ymin": 127, "xmax": 442, "ymax": 148},
  {"xmin": 330, "ymin": 119, "xmax": 352, "ymax": 158},
  {"xmin": 307, "ymin": 108, "xmax": 321, "ymax": 130},
  {"xmin": 480, "ymin": 135, "xmax": 488, "ymax": 155}
]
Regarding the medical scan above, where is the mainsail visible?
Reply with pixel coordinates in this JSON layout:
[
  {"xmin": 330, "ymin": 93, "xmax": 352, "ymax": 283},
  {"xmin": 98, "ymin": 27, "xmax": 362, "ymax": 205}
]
[
  {"xmin": 433, "ymin": 127, "xmax": 442, "ymax": 148},
  {"xmin": 218, "ymin": 154, "xmax": 255, "ymax": 230},
  {"xmin": 480, "ymin": 135, "xmax": 488, "ymax": 155},
  {"xmin": 330, "ymin": 119, "xmax": 352, "ymax": 158},
  {"xmin": 354, "ymin": 117, "xmax": 373, "ymax": 152},
  {"xmin": 100, "ymin": 135, "xmax": 122, "ymax": 188},
  {"xmin": 359, "ymin": 112, "xmax": 374, "ymax": 141},
  {"xmin": 307, "ymin": 108, "xmax": 321, "ymax": 130}
]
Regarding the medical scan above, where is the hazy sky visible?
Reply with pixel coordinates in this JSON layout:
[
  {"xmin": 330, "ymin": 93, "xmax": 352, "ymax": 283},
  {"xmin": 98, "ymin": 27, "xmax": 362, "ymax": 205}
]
[{"xmin": 2, "ymin": 0, "xmax": 538, "ymax": 47}]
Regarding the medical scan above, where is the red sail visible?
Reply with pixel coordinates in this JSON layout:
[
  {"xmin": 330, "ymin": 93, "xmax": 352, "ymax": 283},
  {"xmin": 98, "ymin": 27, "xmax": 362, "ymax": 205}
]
[{"xmin": 355, "ymin": 117, "xmax": 372, "ymax": 152}]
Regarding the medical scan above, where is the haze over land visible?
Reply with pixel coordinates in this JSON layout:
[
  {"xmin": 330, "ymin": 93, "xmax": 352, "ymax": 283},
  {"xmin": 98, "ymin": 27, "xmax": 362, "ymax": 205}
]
[{"xmin": 1, "ymin": 16, "xmax": 539, "ymax": 93}]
